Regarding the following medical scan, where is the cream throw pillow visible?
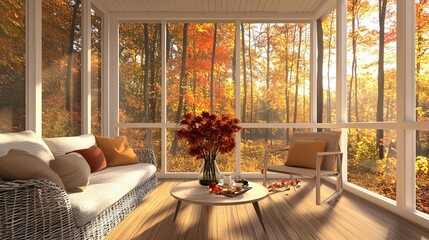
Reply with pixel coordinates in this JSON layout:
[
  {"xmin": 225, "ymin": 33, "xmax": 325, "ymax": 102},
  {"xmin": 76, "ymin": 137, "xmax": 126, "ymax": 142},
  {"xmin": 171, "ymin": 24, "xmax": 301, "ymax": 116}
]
[
  {"xmin": 50, "ymin": 153, "xmax": 91, "ymax": 192},
  {"xmin": 285, "ymin": 140, "xmax": 327, "ymax": 169},
  {"xmin": 0, "ymin": 149, "xmax": 65, "ymax": 189},
  {"xmin": 0, "ymin": 130, "xmax": 55, "ymax": 163}
]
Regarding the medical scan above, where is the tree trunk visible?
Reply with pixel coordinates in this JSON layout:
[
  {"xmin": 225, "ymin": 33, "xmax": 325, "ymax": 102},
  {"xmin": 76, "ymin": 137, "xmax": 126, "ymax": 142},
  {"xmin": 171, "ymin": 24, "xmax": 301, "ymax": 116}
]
[
  {"xmin": 143, "ymin": 24, "xmax": 150, "ymax": 123},
  {"xmin": 316, "ymin": 18, "xmax": 324, "ymax": 131},
  {"xmin": 241, "ymin": 23, "xmax": 247, "ymax": 141},
  {"xmin": 210, "ymin": 23, "xmax": 217, "ymax": 113},
  {"xmin": 287, "ymin": 26, "xmax": 297, "ymax": 142},
  {"xmin": 171, "ymin": 23, "xmax": 188, "ymax": 156},
  {"xmin": 265, "ymin": 25, "xmax": 271, "ymax": 142},
  {"xmin": 349, "ymin": 0, "xmax": 358, "ymax": 122},
  {"xmin": 143, "ymin": 24, "xmax": 153, "ymax": 147},
  {"xmin": 285, "ymin": 27, "xmax": 290, "ymax": 127},
  {"xmin": 248, "ymin": 24, "xmax": 254, "ymax": 140},
  {"xmin": 376, "ymin": 0, "xmax": 387, "ymax": 160},
  {"xmin": 415, "ymin": 0, "xmax": 427, "ymax": 154},
  {"xmin": 293, "ymin": 26, "xmax": 303, "ymax": 124},
  {"xmin": 326, "ymin": 11, "xmax": 334, "ymax": 123},
  {"xmin": 65, "ymin": 0, "xmax": 80, "ymax": 133},
  {"xmin": 150, "ymin": 25, "xmax": 160, "ymax": 123},
  {"xmin": 166, "ymin": 25, "xmax": 171, "ymax": 60}
]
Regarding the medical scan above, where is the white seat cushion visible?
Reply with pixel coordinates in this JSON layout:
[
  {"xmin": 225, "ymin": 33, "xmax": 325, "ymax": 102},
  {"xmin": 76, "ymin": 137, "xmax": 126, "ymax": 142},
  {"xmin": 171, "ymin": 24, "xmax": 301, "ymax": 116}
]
[{"xmin": 68, "ymin": 163, "xmax": 156, "ymax": 227}]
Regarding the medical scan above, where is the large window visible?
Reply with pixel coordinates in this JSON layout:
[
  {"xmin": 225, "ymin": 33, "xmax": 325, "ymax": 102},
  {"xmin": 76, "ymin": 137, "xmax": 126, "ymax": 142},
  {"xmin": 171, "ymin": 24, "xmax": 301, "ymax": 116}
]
[
  {"xmin": 346, "ymin": 0, "xmax": 397, "ymax": 200},
  {"xmin": 0, "ymin": 0, "xmax": 25, "ymax": 132},
  {"xmin": 166, "ymin": 23, "xmax": 236, "ymax": 172},
  {"xmin": 241, "ymin": 23, "xmax": 311, "ymax": 125},
  {"xmin": 42, "ymin": 0, "xmax": 82, "ymax": 137},
  {"xmin": 321, "ymin": 9, "xmax": 337, "ymax": 123},
  {"xmin": 347, "ymin": 0, "xmax": 397, "ymax": 123},
  {"xmin": 240, "ymin": 23, "xmax": 311, "ymax": 172},
  {"xmin": 347, "ymin": 129, "xmax": 397, "ymax": 200},
  {"xmin": 415, "ymin": 0, "xmax": 429, "ymax": 215},
  {"xmin": 118, "ymin": 23, "xmax": 162, "ymax": 170}
]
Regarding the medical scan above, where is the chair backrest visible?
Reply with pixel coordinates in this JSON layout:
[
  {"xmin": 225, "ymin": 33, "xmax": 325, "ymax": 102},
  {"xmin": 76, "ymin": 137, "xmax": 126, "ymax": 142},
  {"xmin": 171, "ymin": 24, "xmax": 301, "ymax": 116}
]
[{"xmin": 291, "ymin": 131, "xmax": 341, "ymax": 170}]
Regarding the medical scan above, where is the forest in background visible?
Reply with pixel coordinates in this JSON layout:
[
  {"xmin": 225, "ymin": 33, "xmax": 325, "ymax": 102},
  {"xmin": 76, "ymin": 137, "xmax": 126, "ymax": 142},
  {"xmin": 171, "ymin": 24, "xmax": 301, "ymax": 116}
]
[{"xmin": 0, "ymin": 0, "xmax": 428, "ymax": 213}]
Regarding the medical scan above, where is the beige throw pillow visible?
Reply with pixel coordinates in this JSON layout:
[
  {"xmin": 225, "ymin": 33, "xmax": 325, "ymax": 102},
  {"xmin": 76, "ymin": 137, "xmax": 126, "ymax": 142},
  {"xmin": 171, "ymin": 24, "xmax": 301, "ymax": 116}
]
[
  {"xmin": 50, "ymin": 153, "xmax": 91, "ymax": 192},
  {"xmin": 0, "ymin": 149, "xmax": 65, "ymax": 189},
  {"xmin": 285, "ymin": 140, "xmax": 327, "ymax": 169}
]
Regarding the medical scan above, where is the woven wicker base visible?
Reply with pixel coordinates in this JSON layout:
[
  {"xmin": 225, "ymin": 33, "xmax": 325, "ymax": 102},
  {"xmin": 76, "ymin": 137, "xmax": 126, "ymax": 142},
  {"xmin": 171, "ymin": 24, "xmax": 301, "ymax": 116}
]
[{"xmin": 1, "ymin": 147, "xmax": 158, "ymax": 240}]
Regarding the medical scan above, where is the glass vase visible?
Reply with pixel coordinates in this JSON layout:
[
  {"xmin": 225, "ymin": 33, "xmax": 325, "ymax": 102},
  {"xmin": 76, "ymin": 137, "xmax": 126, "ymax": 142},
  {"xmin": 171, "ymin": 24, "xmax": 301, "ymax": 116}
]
[{"xmin": 198, "ymin": 158, "xmax": 221, "ymax": 186}]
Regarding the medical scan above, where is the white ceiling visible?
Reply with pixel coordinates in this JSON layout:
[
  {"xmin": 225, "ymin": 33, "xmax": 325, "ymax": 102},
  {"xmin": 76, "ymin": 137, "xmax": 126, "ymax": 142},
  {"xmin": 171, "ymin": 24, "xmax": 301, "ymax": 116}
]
[{"xmin": 92, "ymin": 0, "xmax": 335, "ymax": 20}]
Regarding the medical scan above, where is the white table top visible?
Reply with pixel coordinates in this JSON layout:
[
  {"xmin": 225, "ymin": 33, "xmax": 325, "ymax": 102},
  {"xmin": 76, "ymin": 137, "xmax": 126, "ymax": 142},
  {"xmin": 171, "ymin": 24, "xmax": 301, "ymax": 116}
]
[{"xmin": 170, "ymin": 180, "xmax": 268, "ymax": 206}]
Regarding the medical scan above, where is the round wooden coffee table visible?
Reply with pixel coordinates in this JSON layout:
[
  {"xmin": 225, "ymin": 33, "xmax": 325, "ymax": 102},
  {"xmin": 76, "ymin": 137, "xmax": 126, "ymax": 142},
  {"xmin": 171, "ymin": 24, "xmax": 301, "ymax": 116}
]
[{"xmin": 170, "ymin": 180, "xmax": 269, "ymax": 231}]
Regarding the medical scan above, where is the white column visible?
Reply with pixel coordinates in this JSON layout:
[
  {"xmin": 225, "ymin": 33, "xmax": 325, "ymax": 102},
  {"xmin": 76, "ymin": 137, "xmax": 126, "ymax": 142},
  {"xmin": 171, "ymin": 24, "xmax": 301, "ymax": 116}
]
[
  {"xmin": 396, "ymin": 0, "xmax": 416, "ymax": 211},
  {"xmin": 26, "ymin": 0, "xmax": 42, "ymax": 136},
  {"xmin": 336, "ymin": 0, "xmax": 348, "ymax": 181},
  {"xmin": 81, "ymin": 0, "xmax": 92, "ymax": 134}
]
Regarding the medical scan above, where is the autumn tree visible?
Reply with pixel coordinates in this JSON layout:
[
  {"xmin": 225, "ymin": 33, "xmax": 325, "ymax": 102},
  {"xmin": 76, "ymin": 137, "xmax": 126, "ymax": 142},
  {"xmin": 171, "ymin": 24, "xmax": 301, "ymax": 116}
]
[
  {"xmin": 170, "ymin": 23, "xmax": 188, "ymax": 156},
  {"xmin": 0, "ymin": 0, "xmax": 25, "ymax": 132},
  {"xmin": 376, "ymin": 0, "xmax": 387, "ymax": 159}
]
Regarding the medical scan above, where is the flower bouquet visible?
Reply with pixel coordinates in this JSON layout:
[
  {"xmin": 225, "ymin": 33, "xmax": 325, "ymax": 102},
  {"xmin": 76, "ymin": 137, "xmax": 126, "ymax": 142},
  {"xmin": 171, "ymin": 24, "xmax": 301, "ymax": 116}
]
[{"xmin": 177, "ymin": 111, "xmax": 241, "ymax": 186}]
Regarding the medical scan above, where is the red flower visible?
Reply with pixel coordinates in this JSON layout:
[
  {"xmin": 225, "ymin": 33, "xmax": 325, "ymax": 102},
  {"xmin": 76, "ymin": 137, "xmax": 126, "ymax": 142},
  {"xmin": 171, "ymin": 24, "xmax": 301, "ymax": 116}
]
[{"xmin": 177, "ymin": 111, "xmax": 242, "ymax": 159}]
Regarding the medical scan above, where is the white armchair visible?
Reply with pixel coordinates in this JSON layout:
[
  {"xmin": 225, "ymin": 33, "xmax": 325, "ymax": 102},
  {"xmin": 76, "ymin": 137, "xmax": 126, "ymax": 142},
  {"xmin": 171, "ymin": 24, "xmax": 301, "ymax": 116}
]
[{"xmin": 263, "ymin": 131, "xmax": 343, "ymax": 205}]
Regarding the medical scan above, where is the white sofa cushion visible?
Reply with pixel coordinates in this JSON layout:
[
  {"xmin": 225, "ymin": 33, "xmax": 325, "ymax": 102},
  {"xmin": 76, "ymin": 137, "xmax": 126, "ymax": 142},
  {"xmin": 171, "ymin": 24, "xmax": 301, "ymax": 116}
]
[
  {"xmin": 68, "ymin": 163, "xmax": 156, "ymax": 227},
  {"xmin": 0, "ymin": 130, "xmax": 54, "ymax": 163},
  {"xmin": 44, "ymin": 134, "xmax": 96, "ymax": 157}
]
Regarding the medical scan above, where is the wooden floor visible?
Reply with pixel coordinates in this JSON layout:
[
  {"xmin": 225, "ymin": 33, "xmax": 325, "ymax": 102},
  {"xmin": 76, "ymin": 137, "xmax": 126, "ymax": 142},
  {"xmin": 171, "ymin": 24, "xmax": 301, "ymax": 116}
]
[{"xmin": 105, "ymin": 179, "xmax": 429, "ymax": 240}]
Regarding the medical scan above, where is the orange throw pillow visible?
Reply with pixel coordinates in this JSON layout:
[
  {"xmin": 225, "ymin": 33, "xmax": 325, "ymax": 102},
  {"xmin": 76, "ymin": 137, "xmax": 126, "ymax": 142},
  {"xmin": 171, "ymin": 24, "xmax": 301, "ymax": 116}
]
[
  {"xmin": 95, "ymin": 136, "xmax": 139, "ymax": 167},
  {"xmin": 285, "ymin": 140, "xmax": 327, "ymax": 169},
  {"xmin": 72, "ymin": 145, "xmax": 107, "ymax": 173}
]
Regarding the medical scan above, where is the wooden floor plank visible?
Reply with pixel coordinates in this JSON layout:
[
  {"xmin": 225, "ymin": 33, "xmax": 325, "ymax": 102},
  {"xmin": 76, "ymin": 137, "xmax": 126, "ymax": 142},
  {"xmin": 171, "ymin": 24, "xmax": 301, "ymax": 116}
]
[{"xmin": 105, "ymin": 179, "xmax": 429, "ymax": 240}]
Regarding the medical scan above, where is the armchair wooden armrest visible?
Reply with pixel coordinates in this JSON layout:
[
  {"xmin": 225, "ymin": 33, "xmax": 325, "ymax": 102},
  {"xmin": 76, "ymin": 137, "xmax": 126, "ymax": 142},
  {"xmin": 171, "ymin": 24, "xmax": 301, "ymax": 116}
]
[{"xmin": 263, "ymin": 147, "xmax": 290, "ymax": 186}]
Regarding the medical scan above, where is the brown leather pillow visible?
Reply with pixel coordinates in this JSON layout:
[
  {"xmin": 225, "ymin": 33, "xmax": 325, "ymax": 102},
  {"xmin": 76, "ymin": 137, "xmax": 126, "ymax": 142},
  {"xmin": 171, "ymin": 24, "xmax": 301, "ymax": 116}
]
[
  {"xmin": 95, "ymin": 136, "xmax": 139, "ymax": 167},
  {"xmin": 285, "ymin": 140, "xmax": 327, "ymax": 169},
  {"xmin": 71, "ymin": 145, "xmax": 107, "ymax": 173},
  {"xmin": 50, "ymin": 152, "xmax": 91, "ymax": 192},
  {"xmin": 0, "ymin": 149, "xmax": 65, "ymax": 189}
]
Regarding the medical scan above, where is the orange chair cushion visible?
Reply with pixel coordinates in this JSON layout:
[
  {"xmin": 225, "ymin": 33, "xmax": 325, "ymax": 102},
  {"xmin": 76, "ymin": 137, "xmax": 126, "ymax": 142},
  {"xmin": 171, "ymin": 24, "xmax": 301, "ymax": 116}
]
[
  {"xmin": 285, "ymin": 140, "xmax": 327, "ymax": 169},
  {"xmin": 95, "ymin": 136, "xmax": 139, "ymax": 167}
]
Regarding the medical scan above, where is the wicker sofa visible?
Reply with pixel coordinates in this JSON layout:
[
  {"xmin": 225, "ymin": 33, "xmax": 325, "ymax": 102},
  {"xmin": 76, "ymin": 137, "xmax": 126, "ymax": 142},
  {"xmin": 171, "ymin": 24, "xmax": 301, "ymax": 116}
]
[{"xmin": 0, "ymin": 131, "xmax": 157, "ymax": 240}]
